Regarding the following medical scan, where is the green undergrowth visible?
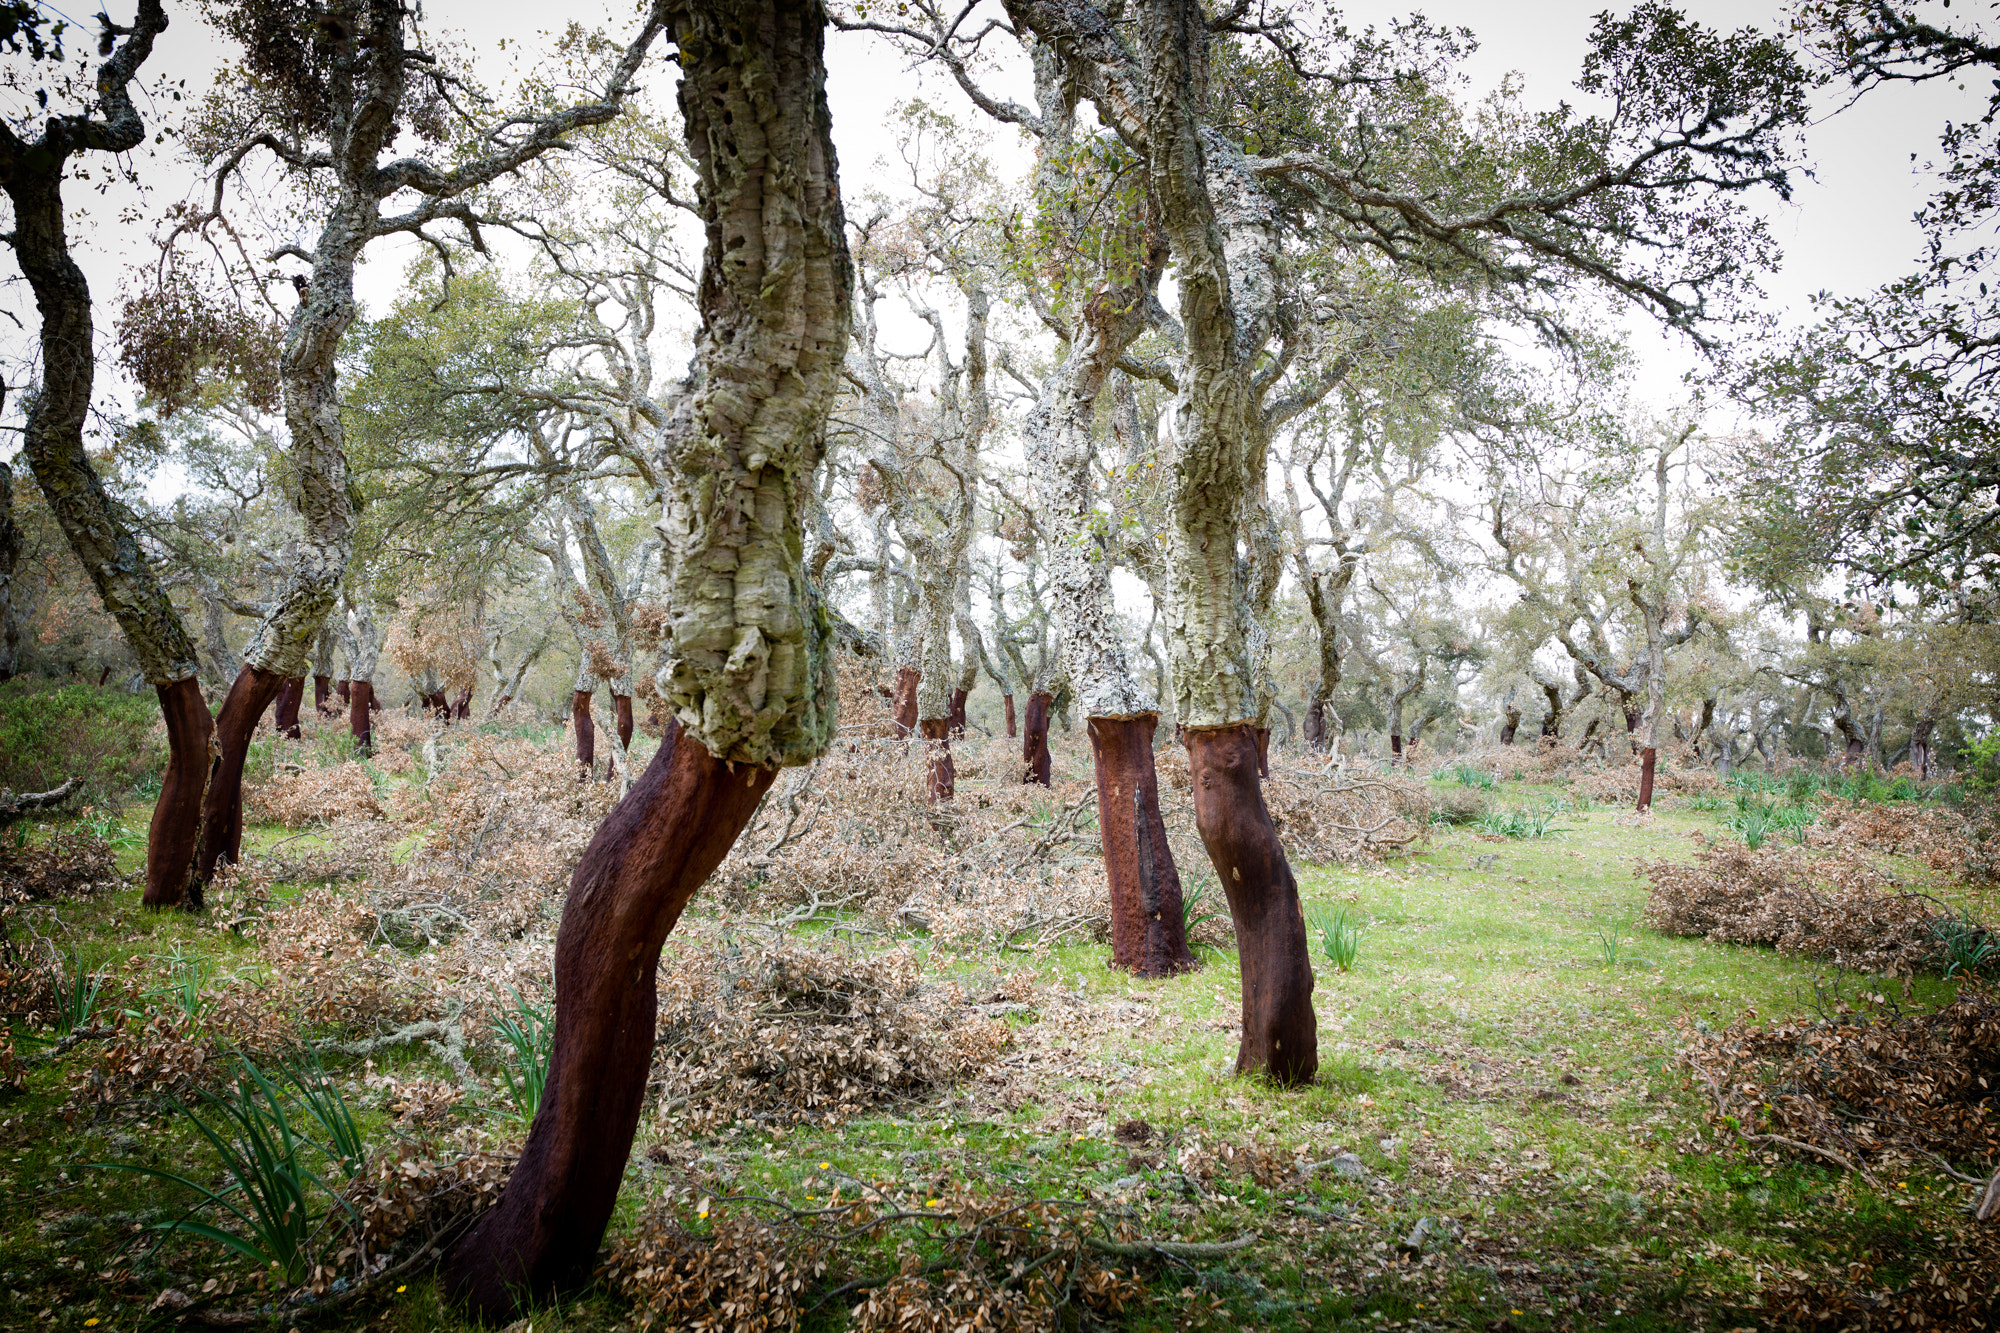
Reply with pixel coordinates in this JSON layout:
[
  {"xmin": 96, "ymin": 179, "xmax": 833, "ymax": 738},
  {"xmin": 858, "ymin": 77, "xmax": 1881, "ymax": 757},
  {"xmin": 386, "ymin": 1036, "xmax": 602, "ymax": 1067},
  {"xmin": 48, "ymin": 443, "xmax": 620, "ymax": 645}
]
[{"xmin": 4, "ymin": 777, "xmax": 1997, "ymax": 1331}]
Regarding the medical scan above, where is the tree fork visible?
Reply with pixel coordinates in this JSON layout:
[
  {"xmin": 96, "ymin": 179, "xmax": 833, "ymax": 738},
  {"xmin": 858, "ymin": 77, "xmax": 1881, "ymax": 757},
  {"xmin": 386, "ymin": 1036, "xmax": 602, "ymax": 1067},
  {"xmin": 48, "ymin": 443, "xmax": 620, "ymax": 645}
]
[
  {"xmin": 1186, "ymin": 725, "xmax": 1316, "ymax": 1084},
  {"xmin": 442, "ymin": 722, "xmax": 775, "ymax": 1318},
  {"xmin": 1089, "ymin": 715, "xmax": 1195, "ymax": 976}
]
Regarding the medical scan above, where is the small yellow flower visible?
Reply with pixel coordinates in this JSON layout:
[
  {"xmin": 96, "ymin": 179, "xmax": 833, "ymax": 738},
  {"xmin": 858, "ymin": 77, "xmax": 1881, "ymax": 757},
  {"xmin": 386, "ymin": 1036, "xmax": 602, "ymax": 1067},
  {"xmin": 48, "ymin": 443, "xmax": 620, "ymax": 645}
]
[
  {"xmin": 85, "ymin": 1322, "xmax": 100, "ymax": 1328},
  {"xmin": 926, "ymin": 1199, "xmax": 940, "ymax": 1207},
  {"xmin": 396, "ymin": 1285, "xmax": 407, "ymax": 1293},
  {"xmin": 819, "ymin": 1161, "xmax": 830, "ymax": 1169}
]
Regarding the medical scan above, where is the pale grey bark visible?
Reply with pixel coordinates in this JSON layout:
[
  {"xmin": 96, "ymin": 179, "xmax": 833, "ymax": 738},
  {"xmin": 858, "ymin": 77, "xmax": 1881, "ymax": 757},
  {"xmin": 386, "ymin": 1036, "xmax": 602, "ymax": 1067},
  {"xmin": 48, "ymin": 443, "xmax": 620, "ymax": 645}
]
[
  {"xmin": 650, "ymin": 0, "xmax": 851, "ymax": 767},
  {"xmin": 344, "ymin": 600, "xmax": 383, "ymax": 681}
]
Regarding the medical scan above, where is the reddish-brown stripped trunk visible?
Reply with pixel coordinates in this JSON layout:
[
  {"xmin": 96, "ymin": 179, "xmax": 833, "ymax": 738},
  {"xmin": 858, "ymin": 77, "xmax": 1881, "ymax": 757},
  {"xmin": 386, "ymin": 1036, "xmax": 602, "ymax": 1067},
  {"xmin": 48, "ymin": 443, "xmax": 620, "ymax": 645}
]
[
  {"xmin": 349, "ymin": 679, "xmax": 374, "ymax": 755},
  {"xmin": 615, "ymin": 694, "xmax": 634, "ymax": 752},
  {"xmin": 1302, "ymin": 699, "xmax": 1325, "ymax": 752},
  {"xmin": 443, "ymin": 721, "xmax": 775, "ymax": 1318},
  {"xmin": 1844, "ymin": 736, "xmax": 1867, "ymax": 770},
  {"xmin": 921, "ymin": 717, "xmax": 955, "ymax": 802},
  {"xmin": 146, "ymin": 678, "xmax": 214, "ymax": 909},
  {"xmin": 1022, "ymin": 691, "xmax": 1053, "ymax": 786},
  {"xmin": 892, "ymin": 666, "xmax": 919, "ymax": 737},
  {"xmin": 1187, "ymin": 725, "xmax": 1316, "ymax": 1084},
  {"xmin": 1499, "ymin": 705, "xmax": 1520, "ymax": 746},
  {"xmin": 1089, "ymin": 716, "xmax": 1196, "ymax": 976},
  {"xmin": 273, "ymin": 677, "xmax": 304, "ymax": 739},
  {"xmin": 1636, "ymin": 746, "xmax": 1658, "ymax": 813},
  {"xmin": 1252, "ymin": 726, "xmax": 1270, "ymax": 778},
  {"xmin": 197, "ymin": 665, "xmax": 287, "ymax": 884},
  {"xmin": 454, "ymin": 686, "xmax": 472, "ymax": 721},
  {"xmin": 421, "ymin": 690, "xmax": 449, "ymax": 720},
  {"xmin": 335, "ymin": 679, "xmax": 351, "ymax": 705},
  {"xmin": 1003, "ymin": 692, "xmax": 1017, "ymax": 738},
  {"xmin": 1912, "ymin": 717, "xmax": 1936, "ymax": 779},
  {"xmin": 947, "ymin": 687, "xmax": 969, "ymax": 739},
  {"xmin": 1389, "ymin": 733, "xmax": 1403, "ymax": 763},
  {"xmin": 573, "ymin": 689, "xmax": 596, "ymax": 779},
  {"xmin": 313, "ymin": 674, "xmax": 333, "ymax": 717}
]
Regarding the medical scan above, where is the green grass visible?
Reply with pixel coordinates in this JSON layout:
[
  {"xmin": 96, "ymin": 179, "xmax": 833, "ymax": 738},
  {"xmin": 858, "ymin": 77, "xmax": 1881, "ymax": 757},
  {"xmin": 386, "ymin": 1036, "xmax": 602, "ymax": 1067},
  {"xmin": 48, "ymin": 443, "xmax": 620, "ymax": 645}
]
[{"xmin": 4, "ymin": 776, "xmax": 1996, "ymax": 1331}]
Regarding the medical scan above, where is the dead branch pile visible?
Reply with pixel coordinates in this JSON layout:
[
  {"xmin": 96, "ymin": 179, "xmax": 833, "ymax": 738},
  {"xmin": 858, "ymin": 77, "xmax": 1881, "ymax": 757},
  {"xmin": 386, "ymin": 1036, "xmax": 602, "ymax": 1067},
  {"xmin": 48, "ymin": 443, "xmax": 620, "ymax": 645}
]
[
  {"xmin": 246, "ymin": 761, "xmax": 384, "ymax": 826},
  {"xmin": 1574, "ymin": 760, "xmax": 1723, "ymax": 805},
  {"xmin": 1684, "ymin": 984, "xmax": 2000, "ymax": 1177},
  {"xmin": 1640, "ymin": 843, "xmax": 1943, "ymax": 973},
  {"xmin": 1814, "ymin": 797, "xmax": 2000, "ymax": 883},
  {"xmin": 0, "ymin": 827, "xmax": 120, "ymax": 902},
  {"xmin": 1256, "ymin": 761, "xmax": 1431, "ymax": 862},
  {"xmin": 652, "ymin": 941, "xmax": 1009, "ymax": 1134}
]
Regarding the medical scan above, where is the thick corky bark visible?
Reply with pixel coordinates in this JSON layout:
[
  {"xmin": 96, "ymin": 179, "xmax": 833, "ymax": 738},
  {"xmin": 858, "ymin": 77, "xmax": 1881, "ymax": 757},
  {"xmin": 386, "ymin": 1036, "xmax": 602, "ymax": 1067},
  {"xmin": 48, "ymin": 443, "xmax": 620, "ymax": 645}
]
[
  {"xmin": 445, "ymin": 0, "xmax": 849, "ymax": 1315},
  {"xmin": 1091, "ymin": 716, "xmax": 1195, "ymax": 976},
  {"xmin": 1187, "ymin": 726, "xmax": 1315, "ymax": 1082}
]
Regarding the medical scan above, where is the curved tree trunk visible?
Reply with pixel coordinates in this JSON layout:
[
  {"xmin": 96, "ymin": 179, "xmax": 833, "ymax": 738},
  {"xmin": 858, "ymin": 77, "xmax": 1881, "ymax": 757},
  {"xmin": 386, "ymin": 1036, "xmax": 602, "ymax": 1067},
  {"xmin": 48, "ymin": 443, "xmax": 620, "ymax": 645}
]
[
  {"xmin": 1187, "ymin": 725, "xmax": 1315, "ymax": 1083},
  {"xmin": 149, "ymin": 679, "xmax": 214, "ymax": 909},
  {"xmin": 573, "ymin": 688, "xmax": 597, "ymax": 780},
  {"xmin": 1022, "ymin": 691, "xmax": 1053, "ymax": 786},
  {"xmin": 1091, "ymin": 715, "xmax": 1194, "ymax": 976},
  {"xmin": 198, "ymin": 666, "xmax": 287, "ymax": 883},
  {"xmin": 446, "ymin": 723, "xmax": 774, "ymax": 1318},
  {"xmin": 444, "ymin": 0, "xmax": 849, "ymax": 1314}
]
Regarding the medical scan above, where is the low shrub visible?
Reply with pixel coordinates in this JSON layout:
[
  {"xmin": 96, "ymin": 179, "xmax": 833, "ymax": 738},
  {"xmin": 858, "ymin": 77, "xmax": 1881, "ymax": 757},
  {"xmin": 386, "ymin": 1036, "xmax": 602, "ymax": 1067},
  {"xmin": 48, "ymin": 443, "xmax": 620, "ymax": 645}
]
[
  {"xmin": 0, "ymin": 677, "xmax": 165, "ymax": 804},
  {"xmin": 1430, "ymin": 786, "xmax": 1490, "ymax": 825}
]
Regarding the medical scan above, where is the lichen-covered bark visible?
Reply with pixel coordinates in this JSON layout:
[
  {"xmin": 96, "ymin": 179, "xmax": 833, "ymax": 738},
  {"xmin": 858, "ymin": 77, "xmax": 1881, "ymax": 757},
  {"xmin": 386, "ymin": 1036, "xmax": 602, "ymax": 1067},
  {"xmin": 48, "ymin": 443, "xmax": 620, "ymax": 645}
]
[{"xmin": 650, "ymin": 1, "xmax": 850, "ymax": 767}]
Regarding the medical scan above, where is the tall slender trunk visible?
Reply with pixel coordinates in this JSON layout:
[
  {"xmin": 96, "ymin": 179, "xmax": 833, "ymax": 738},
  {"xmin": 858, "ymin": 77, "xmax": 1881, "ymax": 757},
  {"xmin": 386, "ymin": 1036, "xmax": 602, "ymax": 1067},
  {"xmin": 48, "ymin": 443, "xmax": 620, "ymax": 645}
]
[
  {"xmin": 150, "ymin": 679, "xmax": 214, "ymax": 908},
  {"xmin": 573, "ymin": 689, "xmax": 597, "ymax": 780},
  {"xmin": 198, "ymin": 666, "xmax": 287, "ymax": 882},
  {"xmin": 1022, "ymin": 691, "xmax": 1053, "ymax": 785},
  {"xmin": 1003, "ymin": 692, "xmax": 1017, "ymax": 738},
  {"xmin": 349, "ymin": 679, "xmax": 375, "ymax": 755}
]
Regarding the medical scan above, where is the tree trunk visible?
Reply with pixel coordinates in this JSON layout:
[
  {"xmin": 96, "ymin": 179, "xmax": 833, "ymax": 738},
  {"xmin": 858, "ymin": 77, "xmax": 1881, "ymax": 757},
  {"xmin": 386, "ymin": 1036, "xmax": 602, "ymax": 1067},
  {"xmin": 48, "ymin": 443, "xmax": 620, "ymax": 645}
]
[
  {"xmin": 1003, "ymin": 692, "xmax": 1017, "ymax": 738},
  {"xmin": 273, "ymin": 676, "xmax": 305, "ymax": 739},
  {"xmin": 146, "ymin": 678, "xmax": 213, "ymax": 909},
  {"xmin": 1303, "ymin": 696, "xmax": 1326, "ymax": 751},
  {"xmin": 1090, "ymin": 715, "xmax": 1195, "ymax": 976},
  {"xmin": 1252, "ymin": 726, "xmax": 1271, "ymax": 778},
  {"xmin": 1636, "ymin": 746, "xmax": 1658, "ymax": 813},
  {"xmin": 1500, "ymin": 704, "xmax": 1520, "ymax": 745},
  {"xmin": 921, "ymin": 717, "xmax": 955, "ymax": 802},
  {"xmin": 892, "ymin": 665, "xmax": 919, "ymax": 737},
  {"xmin": 0, "ymin": 464, "xmax": 20, "ymax": 683},
  {"xmin": 198, "ymin": 665, "xmax": 287, "ymax": 883},
  {"xmin": 615, "ymin": 694, "xmax": 634, "ymax": 751},
  {"xmin": 335, "ymin": 679, "xmax": 351, "ymax": 706},
  {"xmin": 1186, "ymin": 725, "xmax": 1315, "ymax": 1083},
  {"xmin": 573, "ymin": 688, "xmax": 596, "ymax": 780},
  {"xmin": 444, "ymin": 721, "xmax": 776, "ymax": 1319},
  {"xmin": 349, "ymin": 679, "xmax": 374, "ymax": 755},
  {"xmin": 947, "ymin": 687, "xmax": 969, "ymax": 739},
  {"xmin": 1912, "ymin": 716, "xmax": 1936, "ymax": 779},
  {"xmin": 313, "ymin": 674, "xmax": 333, "ymax": 716},
  {"xmin": 454, "ymin": 686, "xmax": 473, "ymax": 720},
  {"xmin": 1390, "ymin": 733, "xmax": 1404, "ymax": 763},
  {"xmin": 1022, "ymin": 691, "xmax": 1053, "ymax": 785}
]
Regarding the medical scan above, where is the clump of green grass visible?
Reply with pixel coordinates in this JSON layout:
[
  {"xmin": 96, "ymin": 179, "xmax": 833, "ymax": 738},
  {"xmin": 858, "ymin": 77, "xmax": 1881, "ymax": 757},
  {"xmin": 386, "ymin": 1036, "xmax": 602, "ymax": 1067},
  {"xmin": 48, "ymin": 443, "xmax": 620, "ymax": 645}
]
[
  {"xmin": 54, "ymin": 947, "xmax": 109, "ymax": 1035},
  {"xmin": 1727, "ymin": 792, "xmax": 1817, "ymax": 848},
  {"xmin": 1931, "ymin": 915, "xmax": 1999, "ymax": 979},
  {"xmin": 1304, "ymin": 903, "xmax": 1362, "ymax": 972},
  {"xmin": 1437, "ymin": 762, "xmax": 1496, "ymax": 791},
  {"xmin": 1179, "ymin": 872, "xmax": 1226, "ymax": 944},
  {"xmin": 1478, "ymin": 807, "xmax": 1559, "ymax": 839},
  {"xmin": 98, "ymin": 1052, "xmax": 367, "ymax": 1286},
  {"xmin": 493, "ymin": 987, "xmax": 554, "ymax": 1118}
]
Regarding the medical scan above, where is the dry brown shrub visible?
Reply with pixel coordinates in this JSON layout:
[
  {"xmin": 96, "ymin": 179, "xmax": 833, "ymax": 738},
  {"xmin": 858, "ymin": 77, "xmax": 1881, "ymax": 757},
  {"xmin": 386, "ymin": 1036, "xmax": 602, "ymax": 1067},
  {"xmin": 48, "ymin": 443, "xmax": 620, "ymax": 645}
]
[
  {"xmin": 652, "ymin": 940, "xmax": 1008, "ymax": 1134},
  {"xmin": 603, "ymin": 1206, "xmax": 829, "ymax": 1333},
  {"xmin": 340, "ymin": 1131, "xmax": 515, "ymax": 1262},
  {"xmin": 1575, "ymin": 760, "xmax": 1723, "ymax": 805},
  {"xmin": 1816, "ymin": 797, "xmax": 2000, "ymax": 883},
  {"xmin": 246, "ymin": 762, "xmax": 383, "ymax": 827},
  {"xmin": 1640, "ymin": 843, "xmax": 1942, "ymax": 973}
]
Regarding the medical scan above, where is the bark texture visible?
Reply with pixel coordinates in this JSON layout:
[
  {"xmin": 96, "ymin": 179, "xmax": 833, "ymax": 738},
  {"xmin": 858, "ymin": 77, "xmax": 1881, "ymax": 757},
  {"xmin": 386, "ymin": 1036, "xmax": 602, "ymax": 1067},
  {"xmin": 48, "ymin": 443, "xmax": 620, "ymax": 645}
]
[
  {"xmin": 1090, "ymin": 716, "xmax": 1195, "ymax": 976},
  {"xmin": 892, "ymin": 666, "xmax": 920, "ymax": 737},
  {"xmin": 349, "ymin": 679, "xmax": 375, "ymax": 755},
  {"xmin": 444, "ymin": 723, "xmax": 776, "ymax": 1319},
  {"xmin": 1004, "ymin": 693, "xmax": 1017, "ymax": 738},
  {"xmin": 1023, "ymin": 691, "xmax": 1054, "ymax": 785},
  {"xmin": 1636, "ymin": 746, "xmax": 1658, "ymax": 814},
  {"xmin": 274, "ymin": 677, "xmax": 305, "ymax": 738},
  {"xmin": 1187, "ymin": 726, "xmax": 1316, "ymax": 1083},
  {"xmin": 573, "ymin": 689, "xmax": 597, "ymax": 779},
  {"xmin": 615, "ymin": 694, "xmax": 635, "ymax": 752}
]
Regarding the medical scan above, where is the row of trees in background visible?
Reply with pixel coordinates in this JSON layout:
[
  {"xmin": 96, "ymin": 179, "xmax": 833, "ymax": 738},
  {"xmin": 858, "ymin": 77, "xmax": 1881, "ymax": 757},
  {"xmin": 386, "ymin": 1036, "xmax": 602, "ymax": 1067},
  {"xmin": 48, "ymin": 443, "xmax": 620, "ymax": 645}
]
[{"xmin": 3, "ymin": 0, "xmax": 1998, "ymax": 1318}]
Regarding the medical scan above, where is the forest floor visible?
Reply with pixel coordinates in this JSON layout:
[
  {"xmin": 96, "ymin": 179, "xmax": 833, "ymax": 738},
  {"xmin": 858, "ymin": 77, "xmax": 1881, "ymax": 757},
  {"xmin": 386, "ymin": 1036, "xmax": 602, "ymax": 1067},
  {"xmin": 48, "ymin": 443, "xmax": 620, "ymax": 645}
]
[{"xmin": 2, "ymin": 738, "xmax": 1995, "ymax": 1333}]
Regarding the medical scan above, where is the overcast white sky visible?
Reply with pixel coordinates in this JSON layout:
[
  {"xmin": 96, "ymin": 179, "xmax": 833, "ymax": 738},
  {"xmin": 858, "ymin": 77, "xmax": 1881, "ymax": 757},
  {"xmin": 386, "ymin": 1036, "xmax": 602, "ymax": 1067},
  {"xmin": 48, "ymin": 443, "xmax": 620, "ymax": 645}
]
[{"xmin": 2, "ymin": 0, "xmax": 1978, "ymax": 447}]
